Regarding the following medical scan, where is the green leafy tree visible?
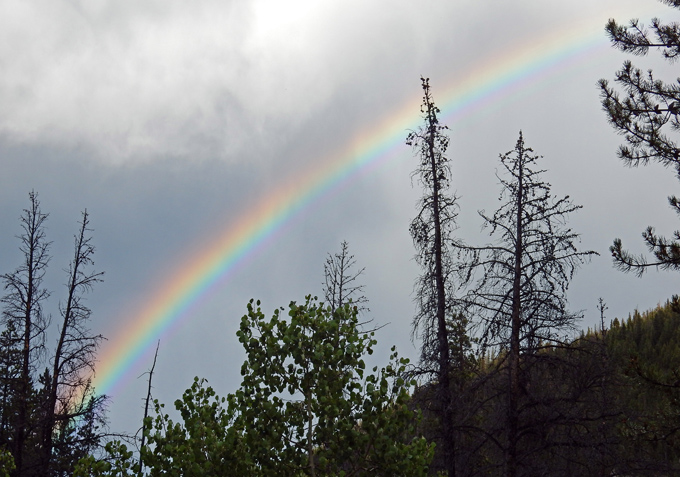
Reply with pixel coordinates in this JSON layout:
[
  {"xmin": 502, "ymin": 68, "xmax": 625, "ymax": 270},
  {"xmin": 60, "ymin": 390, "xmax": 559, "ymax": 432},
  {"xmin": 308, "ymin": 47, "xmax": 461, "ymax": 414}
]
[
  {"xmin": 232, "ymin": 297, "xmax": 432, "ymax": 476},
  {"xmin": 74, "ymin": 441, "xmax": 138, "ymax": 477},
  {"xmin": 599, "ymin": 0, "xmax": 680, "ymax": 274},
  {"xmin": 0, "ymin": 448, "xmax": 15, "ymax": 477},
  {"xmin": 139, "ymin": 378, "xmax": 251, "ymax": 476},
  {"xmin": 75, "ymin": 380, "xmax": 250, "ymax": 477},
  {"xmin": 77, "ymin": 297, "xmax": 433, "ymax": 476}
]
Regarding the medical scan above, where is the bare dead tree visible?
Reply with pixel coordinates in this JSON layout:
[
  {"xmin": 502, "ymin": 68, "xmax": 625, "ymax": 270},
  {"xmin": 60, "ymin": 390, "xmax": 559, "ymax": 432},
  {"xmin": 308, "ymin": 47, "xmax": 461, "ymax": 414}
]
[
  {"xmin": 1, "ymin": 191, "xmax": 51, "ymax": 475},
  {"xmin": 322, "ymin": 240, "xmax": 368, "ymax": 314},
  {"xmin": 408, "ymin": 77, "xmax": 464, "ymax": 477},
  {"xmin": 139, "ymin": 341, "xmax": 160, "ymax": 475},
  {"xmin": 41, "ymin": 210, "xmax": 105, "ymax": 475},
  {"xmin": 457, "ymin": 132, "xmax": 596, "ymax": 476}
]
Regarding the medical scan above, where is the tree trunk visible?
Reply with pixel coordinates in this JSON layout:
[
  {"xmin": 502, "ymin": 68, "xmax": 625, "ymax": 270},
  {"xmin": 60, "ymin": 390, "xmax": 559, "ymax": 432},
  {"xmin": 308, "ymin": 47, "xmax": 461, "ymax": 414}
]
[
  {"xmin": 15, "ymin": 196, "xmax": 43, "ymax": 476},
  {"xmin": 507, "ymin": 141, "xmax": 524, "ymax": 477},
  {"xmin": 426, "ymin": 90, "xmax": 455, "ymax": 477}
]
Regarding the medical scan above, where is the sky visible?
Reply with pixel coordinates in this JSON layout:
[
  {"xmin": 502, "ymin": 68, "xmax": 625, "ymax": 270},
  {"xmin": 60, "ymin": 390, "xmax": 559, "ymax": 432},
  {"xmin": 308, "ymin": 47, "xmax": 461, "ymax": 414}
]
[{"xmin": 1, "ymin": 0, "xmax": 679, "ymax": 436}]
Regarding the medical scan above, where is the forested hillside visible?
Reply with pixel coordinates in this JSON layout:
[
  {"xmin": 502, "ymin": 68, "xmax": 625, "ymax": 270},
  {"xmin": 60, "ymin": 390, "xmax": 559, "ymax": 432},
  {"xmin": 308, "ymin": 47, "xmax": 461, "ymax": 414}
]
[{"xmin": 412, "ymin": 298, "xmax": 680, "ymax": 475}]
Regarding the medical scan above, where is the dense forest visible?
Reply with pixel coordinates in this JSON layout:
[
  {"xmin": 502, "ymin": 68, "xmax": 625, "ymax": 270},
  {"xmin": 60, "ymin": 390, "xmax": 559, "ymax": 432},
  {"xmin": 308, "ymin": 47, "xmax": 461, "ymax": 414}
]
[{"xmin": 4, "ymin": 1, "xmax": 680, "ymax": 475}]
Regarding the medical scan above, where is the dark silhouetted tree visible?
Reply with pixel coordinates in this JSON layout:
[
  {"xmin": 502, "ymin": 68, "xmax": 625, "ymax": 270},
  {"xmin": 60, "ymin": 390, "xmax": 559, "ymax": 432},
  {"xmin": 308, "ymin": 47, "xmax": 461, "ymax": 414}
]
[
  {"xmin": 1, "ymin": 191, "xmax": 51, "ymax": 475},
  {"xmin": 41, "ymin": 210, "xmax": 105, "ymax": 476},
  {"xmin": 138, "ymin": 341, "xmax": 159, "ymax": 475},
  {"xmin": 0, "ymin": 194, "xmax": 107, "ymax": 476},
  {"xmin": 408, "ymin": 77, "xmax": 465, "ymax": 477},
  {"xmin": 322, "ymin": 240, "xmax": 368, "ymax": 313},
  {"xmin": 458, "ymin": 132, "xmax": 596, "ymax": 476}
]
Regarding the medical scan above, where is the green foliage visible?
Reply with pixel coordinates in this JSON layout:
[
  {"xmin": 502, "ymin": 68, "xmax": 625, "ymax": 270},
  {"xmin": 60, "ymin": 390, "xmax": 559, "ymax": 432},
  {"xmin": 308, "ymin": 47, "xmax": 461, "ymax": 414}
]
[
  {"xmin": 599, "ymin": 301, "xmax": 680, "ymax": 472},
  {"xmin": 607, "ymin": 300, "xmax": 680, "ymax": 375},
  {"xmin": 599, "ymin": 2, "xmax": 680, "ymax": 274},
  {"xmin": 140, "ymin": 378, "xmax": 251, "ymax": 476},
  {"xmin": 0, "ymin": 448, "xmax": 14, "ymax": 477},
  {"xmin": 232, "ymin": 296, "xmax": 432, "ymax": 476},
  {"xmin": 75, "ymin": 382, "xmax": 249, "ymax": 476},
  {"xmin": 74, "ymin": 441, "xmax": 138, "ymax": 477},
  {"xmin": 456, "ymin": 299, "xmax": 680, "ymax": 475},
  {"xmin": 79, "ymin": 297, "xmax": 433, "ymax": 476}
]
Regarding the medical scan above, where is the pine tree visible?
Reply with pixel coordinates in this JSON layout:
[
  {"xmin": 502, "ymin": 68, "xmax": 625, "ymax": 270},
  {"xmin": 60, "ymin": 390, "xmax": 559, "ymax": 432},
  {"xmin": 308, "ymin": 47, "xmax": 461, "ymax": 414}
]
[{"xmin": 599, "ymin": 0, "xmax": 680, "ymax": 274}]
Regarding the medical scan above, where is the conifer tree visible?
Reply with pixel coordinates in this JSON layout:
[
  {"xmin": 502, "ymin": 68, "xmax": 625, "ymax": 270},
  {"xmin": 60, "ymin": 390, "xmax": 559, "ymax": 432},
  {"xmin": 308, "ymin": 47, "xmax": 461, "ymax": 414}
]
[
  {"xmin": 599, "ymin": 0, "xmax": 680, "ymax": 274},
  {"xmin": 408, "ymin": 77, "xmax": 464, "ymax": 477},
  {"xmin": 457, "ymin": 132, "xmax": 595, "ymax": 476},
  {"xmin": 41, "ymin": 210, "xmax": 105, "ymax": 475},
  {"xmin": 0, "ymin": 194, "xmax": 107, "ymax": 476},
  {"xmin": 1, "ymin": 191, "xmax": 51, "ymax": 475}
]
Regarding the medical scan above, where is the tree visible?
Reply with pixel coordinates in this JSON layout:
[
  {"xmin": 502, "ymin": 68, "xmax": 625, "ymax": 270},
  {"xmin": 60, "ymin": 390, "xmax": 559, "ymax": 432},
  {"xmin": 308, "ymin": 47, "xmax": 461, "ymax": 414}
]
[
  {"xmin": 599, "ymin": 1, "xmax": 680, "ymax": 275},
  {"xmin": 407, "ymin": 77, "xmax": 463, "ymax": 477},
  {"xmin": 138, "ymin": 341, "xmax": 159, "ymax": 475},
  {"xmin": 0, "ymin": 318, "xmax": 21, "ymax": 458},
  {"xmin": 232, "ymin": 297, "xmax": 432, "ymax": 476},
  {"xmin": 0, "ymin": 193, "xmax": 107, "ymax": 476},
  {"xmin": 457, "ymin": 132, "xmax": 595, "ymax": 476},
  {"xmin": 1, "ymin": 191, "xmax": 51, "ymax": 475},
  {"xmin": 0, "ymin": 449, "xmax": 15, "ymax": 477},
  {"xmin": 40, "ymin": 210, "xmax": 105, "ymax": 475},
  {"xmin": 141, "ymin": 377, "xmax": 249, "ymax": 476},
  {"xmin": 76, "ymin": 297, "xmax": 433, "ymax": 476},
  {"xmin": 322, "ymin": 240, "xmax": 368, "ymax": 314}
]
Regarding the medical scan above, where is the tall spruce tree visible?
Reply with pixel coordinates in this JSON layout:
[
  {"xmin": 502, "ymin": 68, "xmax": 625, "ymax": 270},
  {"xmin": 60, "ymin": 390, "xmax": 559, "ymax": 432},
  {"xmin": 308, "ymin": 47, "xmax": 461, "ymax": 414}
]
[
  {"xmin": 408, "ymin": 77, "xmax": 464, "ymax": 477},
  {"xmin": 599, "ymin": 0, "xmax": 680, "ymax": 274},
  {"xmin": 457, "ymin": 132, "xmax": 595, "ymax": 476}
]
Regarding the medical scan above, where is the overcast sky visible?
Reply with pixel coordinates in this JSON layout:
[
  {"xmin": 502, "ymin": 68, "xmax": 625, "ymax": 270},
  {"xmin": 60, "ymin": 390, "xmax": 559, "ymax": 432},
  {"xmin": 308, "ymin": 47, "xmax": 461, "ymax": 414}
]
[{"xmin": 2, "ymin": 0, "xmax": 679, "ymax": 435}]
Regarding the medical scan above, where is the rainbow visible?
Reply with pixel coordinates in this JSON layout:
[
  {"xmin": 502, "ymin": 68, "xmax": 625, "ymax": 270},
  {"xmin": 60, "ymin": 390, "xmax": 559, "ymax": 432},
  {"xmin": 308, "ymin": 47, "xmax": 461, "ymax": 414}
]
[{"xmin": 92, "ymin": 7, "xmax": 654, "ymax": 397}]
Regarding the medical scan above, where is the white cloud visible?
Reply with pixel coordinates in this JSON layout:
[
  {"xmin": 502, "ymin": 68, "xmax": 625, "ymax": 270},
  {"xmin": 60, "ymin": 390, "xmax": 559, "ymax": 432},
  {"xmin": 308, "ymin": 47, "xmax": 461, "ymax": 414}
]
[{"xmin": 0, "ymin": 0, "xmax": 506, "ymax": 164}]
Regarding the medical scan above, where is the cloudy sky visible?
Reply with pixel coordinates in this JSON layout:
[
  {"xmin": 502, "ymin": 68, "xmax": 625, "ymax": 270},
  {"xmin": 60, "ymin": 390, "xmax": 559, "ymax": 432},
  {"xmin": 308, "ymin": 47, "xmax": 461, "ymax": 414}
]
[{"xmin": 1, "ymin": 0, "xmax": 679, "ymax": 435}]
